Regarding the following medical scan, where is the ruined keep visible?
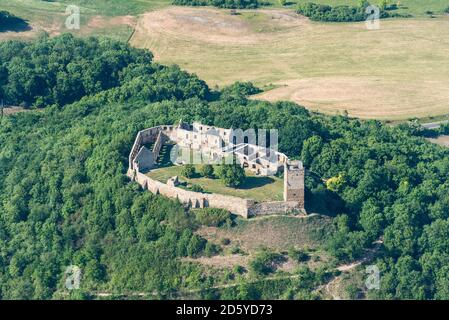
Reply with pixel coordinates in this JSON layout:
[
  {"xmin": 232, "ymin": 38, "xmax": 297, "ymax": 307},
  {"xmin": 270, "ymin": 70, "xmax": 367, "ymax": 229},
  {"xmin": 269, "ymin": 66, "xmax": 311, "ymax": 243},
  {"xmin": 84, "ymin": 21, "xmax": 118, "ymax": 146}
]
[
  {"xmin": 127, "ymin": 122, "xmax": 305, "ymax": 218},
  {"xmin": 284, "ymin": 160, "xmax": 305, "ymax": 207}
]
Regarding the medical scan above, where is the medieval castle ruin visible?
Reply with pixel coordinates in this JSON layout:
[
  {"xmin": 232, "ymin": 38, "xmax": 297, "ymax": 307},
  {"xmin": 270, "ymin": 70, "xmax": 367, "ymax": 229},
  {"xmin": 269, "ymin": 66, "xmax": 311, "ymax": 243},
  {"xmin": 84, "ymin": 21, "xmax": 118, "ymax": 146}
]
[{"xmin": 127, "ymin": 122, "xmax": 305, "ymax": 218}]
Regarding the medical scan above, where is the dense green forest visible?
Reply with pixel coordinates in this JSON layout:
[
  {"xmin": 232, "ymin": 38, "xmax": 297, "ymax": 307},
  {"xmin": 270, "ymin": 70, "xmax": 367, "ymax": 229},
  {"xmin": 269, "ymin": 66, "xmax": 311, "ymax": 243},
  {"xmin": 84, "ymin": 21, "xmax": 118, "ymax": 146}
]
[
  {"xmin": 0, "ymin": 34, "xmax": 210, "ymax": 108},
  {"xmin": 0, "ymin": 35, "xmax": 448, "ymax": 299}
]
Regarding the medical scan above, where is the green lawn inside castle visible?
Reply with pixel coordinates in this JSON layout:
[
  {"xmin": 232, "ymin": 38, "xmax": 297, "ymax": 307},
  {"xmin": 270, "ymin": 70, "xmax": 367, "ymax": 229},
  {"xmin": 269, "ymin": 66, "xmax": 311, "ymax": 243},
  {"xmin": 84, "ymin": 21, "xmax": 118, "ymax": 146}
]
[
  {"xmin": 147, "ymin": 164, "xmax": 284, "ymax": 202},
  {"xmin": 141, "ymin": 135, "xmax": 286, "ymax": 203}
]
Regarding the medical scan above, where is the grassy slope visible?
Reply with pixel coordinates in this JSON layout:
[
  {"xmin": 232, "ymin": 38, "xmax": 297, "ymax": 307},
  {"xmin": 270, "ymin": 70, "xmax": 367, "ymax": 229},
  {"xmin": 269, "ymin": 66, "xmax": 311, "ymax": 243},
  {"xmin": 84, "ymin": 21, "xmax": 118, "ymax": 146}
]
[
  {"xmin": 0, "ymin": 0, "xmax": 172, "ymax": 41},
  {"xmin": 227, "ymin": 215, "xmax": 335, "ymax": 251},
  {"xmin": 1, "ymin": 0, "xmax": 447, "ymax": 38},
  {"xmin": 147, "ymin": 164, "xmax": 285, "ymax": 202},
  {"xmin": 0, "ymin": 0, "xmax": 172, "ymax": 17},
  {"xmin": 197, "ymin": 215, "xmax": 336, "ymax": 255},
  {"xmin": 188, "ymin": 214, "xmax": 336, "ymax": 298}
]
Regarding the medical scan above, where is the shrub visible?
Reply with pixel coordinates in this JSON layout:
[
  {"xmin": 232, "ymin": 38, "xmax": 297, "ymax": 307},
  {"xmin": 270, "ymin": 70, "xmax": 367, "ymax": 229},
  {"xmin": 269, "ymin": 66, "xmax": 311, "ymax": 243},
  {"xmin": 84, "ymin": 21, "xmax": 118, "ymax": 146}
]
[
  {"xmin": 249, "ymin": 249, "xmax": 285, "ymax": 275},
  {"xmin": 345, "ymin": 284, "xmax": 363, "ymax": 299},
  {"xmin": 204, "ymin": 242, "xmax": 220, "ymax": 257},
  {"xmin": 181, "ymin": 164, "xmax": 196, "ymax": 178},
  {"xmin": 438, "ymin": 122, "xmax": 449, "ymax": 135},
  {"xmin": 200, "ymin": 164, "xmax": 214, "ymax": 178},
  {"xmin": 212, "ymin": 0, "xmax": 260, "ymax": 9},
  {"xmin": 231, "ymin": 246, "xmax": 244, "ymax": 254},
  {"xmin": 387, "ymin": 3, "xmax": 398, "ymax": 10},
  {"xmin": 221, "ymin": 81, "xmax": 262, "ymax": 97},
  {"xmin": 221, "ymin": 238, "xmax": 231, "ymax": 245},
  {"xmin": 195, "ymin": 208, "xmax": 231, "ymax": 227},
  {"xmin": 233, "ymin": 265, "xmax": 246, "ymax": 274},
  {"xmin": 188, "ymin": 184, "xmax": 204, "ymax": 192},
  {"xmin": 288, "ymin": 248, "xmax": 310, "ymax": 263},
  {"xmin": 187, "ymin": 235, "xmax": 207, "ymax": 257},
  {"xmin": 172, "ymin": 0, "xmax": 208, "ymax": 6},
  {"xmin": 216, "ymin": 164, "xmax": 245, "ymax": 187}
]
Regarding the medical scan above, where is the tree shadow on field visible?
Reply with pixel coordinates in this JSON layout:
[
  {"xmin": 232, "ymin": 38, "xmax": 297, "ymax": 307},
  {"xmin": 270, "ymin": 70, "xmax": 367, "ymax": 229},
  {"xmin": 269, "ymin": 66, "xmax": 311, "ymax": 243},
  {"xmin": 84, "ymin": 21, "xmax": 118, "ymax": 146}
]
[
  {"xmin": 0, "ymin": 12, "xmax": 31, "ymax": 32},
  {"xmin": 239, "ymin": 176, "xmax": 275, "ymax": 190}
]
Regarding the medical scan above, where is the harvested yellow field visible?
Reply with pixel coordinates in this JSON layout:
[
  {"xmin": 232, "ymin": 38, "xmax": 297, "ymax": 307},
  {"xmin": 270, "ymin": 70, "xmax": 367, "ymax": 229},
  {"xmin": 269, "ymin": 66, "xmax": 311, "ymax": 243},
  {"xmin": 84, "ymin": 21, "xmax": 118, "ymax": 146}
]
[{"xmin": 131, "ymin": 7, "xmax": 449, "ymax": 120}]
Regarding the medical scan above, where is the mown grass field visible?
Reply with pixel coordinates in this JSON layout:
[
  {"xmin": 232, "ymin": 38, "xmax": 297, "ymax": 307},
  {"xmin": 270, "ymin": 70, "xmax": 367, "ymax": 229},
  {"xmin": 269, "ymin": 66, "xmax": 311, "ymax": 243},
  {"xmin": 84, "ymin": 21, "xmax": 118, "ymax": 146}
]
[
  {"xmin": 2, "ymin": 1, "xmax": 449, "ymax": 119},
  {"xmin": 147, "ymin": 164, "xmax": 284, "ymax": 202},
  {"xmin": 131, "ymin": 6, "xmax": 449, "ymax": 120},
  {"xmin": 0, "ymin": 0, "xmax": 172, "ymax": 42},
  {"xmin": 0, "ymin": 0, "xmax": 172, "ymax": 17}
]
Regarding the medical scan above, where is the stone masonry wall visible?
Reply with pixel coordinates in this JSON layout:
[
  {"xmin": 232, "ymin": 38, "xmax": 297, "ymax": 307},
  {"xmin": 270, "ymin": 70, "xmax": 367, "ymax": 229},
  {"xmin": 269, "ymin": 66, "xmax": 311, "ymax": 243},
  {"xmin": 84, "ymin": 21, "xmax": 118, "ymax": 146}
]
[
  {"xmin": 128, "ymin": 169, "xmax": 306, "ymax": 218},
  {"xmin": 248, "ymin": 201, "xmax": 305, "ymax": 217},
  {"xmin": 129, "ymin": 126, "xmax": 159, "ymax": 169},
  {"xmin": 128, "ymin": 124, "xmax": 306, "ymax": 218},
  {"xmin": 152, "ymin": 131, "xmax": 166, "ymax": 164},
  {"xmin": 129, "ymin": 169, "xmax": 254, "ymax": 218}
]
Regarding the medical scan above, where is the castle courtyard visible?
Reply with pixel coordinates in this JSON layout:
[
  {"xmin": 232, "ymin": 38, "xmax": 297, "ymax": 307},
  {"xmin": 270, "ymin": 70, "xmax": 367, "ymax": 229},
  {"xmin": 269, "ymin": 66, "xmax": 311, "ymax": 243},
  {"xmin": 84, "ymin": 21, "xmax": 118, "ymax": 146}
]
[{"xmin": 147, "ymin": 165, "xmax": 284, "ymax": 202}]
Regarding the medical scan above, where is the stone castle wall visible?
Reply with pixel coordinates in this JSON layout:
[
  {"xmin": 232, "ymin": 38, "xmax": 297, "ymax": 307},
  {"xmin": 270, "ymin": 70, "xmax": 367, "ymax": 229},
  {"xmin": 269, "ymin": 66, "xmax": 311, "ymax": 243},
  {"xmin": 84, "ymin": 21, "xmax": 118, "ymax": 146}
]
[
  {"xmin": 129, "ymin": 126, "xmax": 161, "ymax": 169},
  {"xmin": 128, "ymin": 123, "xmax": 306, "ymax": 218},
  {"xmin": 248, "ymin": 201, "xmax": 304, "ymax": 217},
  {"xmin": 128, "ymin": 169, "xmax": 306, "ymax": 218},
  {"xmin": 129, "ymin": 169, "xmax": 254, "ymax": 218},
  {"xmin": 152, "ymin": 130, "xmax": 166, "ymax": 163}
]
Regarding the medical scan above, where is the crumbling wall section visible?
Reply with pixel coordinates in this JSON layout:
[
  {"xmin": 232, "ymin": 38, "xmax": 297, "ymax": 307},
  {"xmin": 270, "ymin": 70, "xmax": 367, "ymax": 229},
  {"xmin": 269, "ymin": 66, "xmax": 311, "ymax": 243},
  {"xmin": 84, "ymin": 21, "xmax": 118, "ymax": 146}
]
[
  {"xmin": 129, "ymin": 170, "xmax": 254, "ymax": 218},
  {"xmin": 248, "ymin": 201, "xmax": 305, "ymax": 217}
]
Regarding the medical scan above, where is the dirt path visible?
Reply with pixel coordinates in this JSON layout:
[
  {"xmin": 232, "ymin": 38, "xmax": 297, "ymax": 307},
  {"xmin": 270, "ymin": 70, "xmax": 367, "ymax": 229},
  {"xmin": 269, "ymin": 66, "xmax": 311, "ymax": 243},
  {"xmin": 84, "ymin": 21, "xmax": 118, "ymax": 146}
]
[
  {"xmin": 322, "ymin": 240, "xmax": 383, "ymax": 300},
  {"xmin": 421, "ymin": 120, "xmax": 449, "ymax": 129},
  {"xmin": 427, "ymin": 135, "xmax": 449, "ymax": 147},
  {"xmin": 1, "ymin": 106, "xmax": 29, "ymax": 116},
  {"xmin": 325, "ymin": 276, "xmax": 343, "ymax": 300},
  {"xmin": 63, "ymin": 241, "xmax": 381, "ymax": 299},
  {"xmin": 79, "ymin": 273, "xmax": 305, "ymax": 299}
]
